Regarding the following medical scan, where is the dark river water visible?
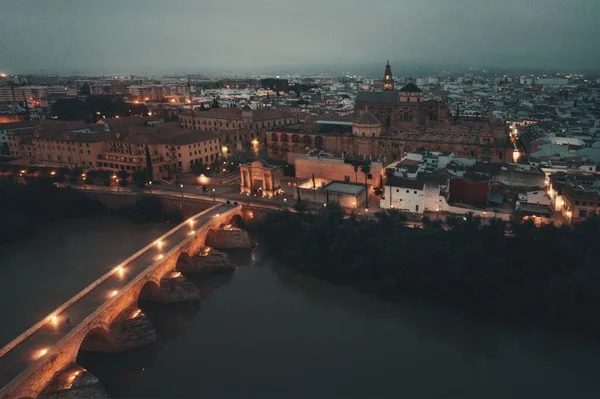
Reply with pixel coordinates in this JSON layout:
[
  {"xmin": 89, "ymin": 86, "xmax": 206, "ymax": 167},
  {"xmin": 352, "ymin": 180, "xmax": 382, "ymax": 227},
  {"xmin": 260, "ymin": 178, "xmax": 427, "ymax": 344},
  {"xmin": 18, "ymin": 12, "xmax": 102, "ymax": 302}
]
[{"xmin": 2, "ymin": 219, "xmax": 600, "ymax": 398}]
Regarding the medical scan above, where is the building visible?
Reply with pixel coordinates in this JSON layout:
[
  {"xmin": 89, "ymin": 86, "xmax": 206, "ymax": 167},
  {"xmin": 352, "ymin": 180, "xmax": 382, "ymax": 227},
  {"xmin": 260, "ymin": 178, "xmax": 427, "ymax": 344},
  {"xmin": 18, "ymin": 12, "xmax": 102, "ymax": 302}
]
[
  {"xmin": 380, "ymin": 174, "xmax": 449, "ymax": 214},
  {"xmin": 294, "ymin": 180, "xmax": 366, "ymax": 209},
  {"xmin": 1, "ymin": 121, "xmax": 36, "ymax": 149},
  {"xmin": 260, "ymin": 78, "xmax": 289, "ymax": 92},
  {"xmin": 294, "ymin": 152, "xmax": 384, "ymax": 195},
  {"xmin": 239, "ymin": 159, "xmax": 280, "ymax": 197},
  {"xmin": 561, "ymin": 183, "xmax": 600, "ymax": 224},
  {"xmin": 178, "ymin": 106, "xmax": 299, "ymax": 152},
  {"xmin": 267, "ymin": 62, "xmax": 512, "ymax": 164},
  {"xmin": 5, "ymin": 120, "xmax": 221, "ymax": 176},
  {"xmin": 383, "ymin": 61, "xmax": 394, "ymax": 91}
]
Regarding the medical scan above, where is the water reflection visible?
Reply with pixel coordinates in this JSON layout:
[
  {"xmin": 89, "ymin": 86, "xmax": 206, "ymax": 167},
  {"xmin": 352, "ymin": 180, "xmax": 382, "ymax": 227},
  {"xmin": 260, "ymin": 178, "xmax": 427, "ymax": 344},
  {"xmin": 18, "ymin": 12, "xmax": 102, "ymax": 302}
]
[
  {"xmin": 77, "ymin": 268, "xmax": 237, "ymax": 397},
  {"xmin": 259, "ymin": 251, "xmax": 600, "ymax": 391}
]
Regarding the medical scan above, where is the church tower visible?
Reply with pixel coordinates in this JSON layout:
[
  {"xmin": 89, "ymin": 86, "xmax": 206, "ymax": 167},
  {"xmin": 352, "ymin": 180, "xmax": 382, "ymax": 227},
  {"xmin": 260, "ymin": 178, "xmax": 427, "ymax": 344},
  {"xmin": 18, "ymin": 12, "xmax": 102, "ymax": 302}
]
[{"xmin": 383, "ymin": 60, "xmax": 394, "ymax": 91}]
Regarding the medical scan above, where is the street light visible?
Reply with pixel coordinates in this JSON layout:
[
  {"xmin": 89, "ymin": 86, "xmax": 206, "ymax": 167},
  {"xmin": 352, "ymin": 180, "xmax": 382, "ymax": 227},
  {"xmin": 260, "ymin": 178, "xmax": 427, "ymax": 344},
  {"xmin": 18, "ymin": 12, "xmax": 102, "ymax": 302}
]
[{"xmin": 212, "ymin": 188, "xmax": 216, "ymax": 202}]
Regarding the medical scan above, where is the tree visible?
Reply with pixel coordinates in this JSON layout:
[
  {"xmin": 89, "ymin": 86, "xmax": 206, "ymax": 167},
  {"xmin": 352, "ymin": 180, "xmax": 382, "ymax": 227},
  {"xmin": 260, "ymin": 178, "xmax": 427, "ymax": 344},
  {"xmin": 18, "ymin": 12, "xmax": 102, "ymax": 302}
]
[
  {"xmin": 190, "ymin": 162, "xmax": 207, "ymax": 176},
  {"xmin": 211, "ymin": 97, "xmax": 220, "ymax": 108},
  {"xmin": 117, "ymin": 169, "xmax": 130, "ymax": 187},
  {"xmin": 353, "ymin": 164, "xmax": 359, "ymax": 183},
  {"xmin": 361, "ymin": 164, "xmax": 371, "ymax": 209},
  {"xmin": 294, "ymin": 200, "xmax": 308, "ymax": 213},
  {"xmin": 69, "ymin": 167, "xmax": 82, "ymax": 184},
  {"xmin": 132, "ymin": 170, "xmax": 147, "ymax": 189},
  {"xmin": 80, "ymin": 83, "xmax": 91, "ymax": 95},
  {"xmin": 145, "ymin": 143, "xmax": 154, "ymax": 182}
]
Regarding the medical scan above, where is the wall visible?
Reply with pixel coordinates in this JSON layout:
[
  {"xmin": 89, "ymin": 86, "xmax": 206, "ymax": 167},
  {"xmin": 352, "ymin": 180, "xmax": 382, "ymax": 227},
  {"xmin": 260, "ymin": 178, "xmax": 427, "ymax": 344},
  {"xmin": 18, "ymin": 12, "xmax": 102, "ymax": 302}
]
[
  {"xmin": 381, "ymin": 185, "xmax": 424, "ymax": 213},
  {"xmin": 82, "ymin": 191, "xmax": 214, "ymax": 218},
  {"xmin": 294, "ymin": 186, "xmax": 363, "ymax": 209},
  {"xmin": 295, "ymin": 157, "xmax": 383, "ymax": 190},
  {"xmin": 446, "ymin": 205, "xmax": 511, "ymax": 221},
  {"xmin": 449, "ymin": 179, "xmax": 490, "ymax": 207}
]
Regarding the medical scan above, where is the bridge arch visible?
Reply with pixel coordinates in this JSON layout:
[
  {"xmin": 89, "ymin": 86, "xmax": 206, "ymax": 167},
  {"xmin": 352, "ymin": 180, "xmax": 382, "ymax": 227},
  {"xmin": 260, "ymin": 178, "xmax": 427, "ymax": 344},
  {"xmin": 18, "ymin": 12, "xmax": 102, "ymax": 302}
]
[
  {"xmin": 77, "ymin": 326, "xmax": 115, "ymax": 355},
  {"xmin": 138, "ymin": 280, "xmax": 161, "ymax": 303},
  {"xmin": 204, "ymin": 228, "xmax": 218, "ymax": 248},
  {"xmin": 229, "ymin": 214, "xmax": 244, "ymax": 229},
  {"xmin": 175, "ymin": 251, "xmax": 193, "ymax": 272}
]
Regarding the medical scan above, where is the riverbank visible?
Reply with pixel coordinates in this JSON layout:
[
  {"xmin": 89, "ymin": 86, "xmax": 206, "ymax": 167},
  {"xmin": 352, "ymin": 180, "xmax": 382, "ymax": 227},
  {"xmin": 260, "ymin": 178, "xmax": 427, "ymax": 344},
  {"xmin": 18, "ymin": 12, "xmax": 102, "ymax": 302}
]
[
  {"xmin": 0, "ymin": 178, "xmax": 183, "ymax": 245},
  {"xmin": 251, "ymin": 203, "xmax": 600, "ymax": 338}
]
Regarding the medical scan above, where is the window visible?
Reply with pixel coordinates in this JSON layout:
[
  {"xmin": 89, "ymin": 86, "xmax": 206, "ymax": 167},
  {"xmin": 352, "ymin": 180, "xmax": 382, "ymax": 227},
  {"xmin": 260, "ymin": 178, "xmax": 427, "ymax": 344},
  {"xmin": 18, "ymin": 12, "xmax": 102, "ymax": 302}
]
[
  {"xmin": 87, "ymin": 150, "xmax": 90, "ymax": 154},
  {"xmin": 406, "ymin": 190, "xmax": 409, "ymax": 193},
  {"xmin": 579, "ymin": 210, "xmax": 587, "ymax": 217},
  {"xmin": 178, "ymin": 153, "xmax": 181, "ymax": 158},
  {"xmin": 414, "ymin": 191, "xmax": 417, "ymax": 194},
  {"xmin": 396, "ymin": 189, "xmax": 399, "ymax": 192}
]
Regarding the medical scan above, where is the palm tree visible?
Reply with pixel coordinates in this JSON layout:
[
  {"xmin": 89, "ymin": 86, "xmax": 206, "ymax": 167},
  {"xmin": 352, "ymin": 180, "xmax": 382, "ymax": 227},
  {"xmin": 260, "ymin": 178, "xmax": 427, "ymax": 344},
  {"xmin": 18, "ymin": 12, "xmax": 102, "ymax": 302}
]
[
  {"xmin": 353, "ymin": 164, "xmax": 359, "ymax": 183},
  {"xmin": 361, "ymin": 164, "xmax": 371, "ymax": 209}
]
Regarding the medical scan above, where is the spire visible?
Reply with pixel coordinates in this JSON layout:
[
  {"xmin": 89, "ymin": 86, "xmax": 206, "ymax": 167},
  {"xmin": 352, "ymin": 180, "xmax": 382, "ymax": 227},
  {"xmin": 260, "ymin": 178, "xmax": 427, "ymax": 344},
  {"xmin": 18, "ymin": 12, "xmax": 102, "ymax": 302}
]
[{"xmin": 383, "ymin": 60, "xmax": 394, "ymax": 91}]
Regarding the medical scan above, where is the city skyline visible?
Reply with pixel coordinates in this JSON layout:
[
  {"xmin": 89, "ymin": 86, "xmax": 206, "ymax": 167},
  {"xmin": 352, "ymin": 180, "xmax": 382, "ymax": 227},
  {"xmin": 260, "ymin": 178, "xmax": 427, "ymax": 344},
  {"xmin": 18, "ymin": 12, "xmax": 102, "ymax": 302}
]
[{"xmin": 1, "ymin": 0, "xmax": 599, "ymax": 76}]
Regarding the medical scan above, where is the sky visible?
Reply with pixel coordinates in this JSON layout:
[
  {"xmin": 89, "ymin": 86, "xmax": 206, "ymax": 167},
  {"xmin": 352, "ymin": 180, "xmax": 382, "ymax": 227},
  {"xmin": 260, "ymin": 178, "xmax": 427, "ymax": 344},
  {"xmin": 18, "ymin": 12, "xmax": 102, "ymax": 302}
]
[{"xmin": 1, "ymin": 0, "xmax": 599, "ymax": 76}]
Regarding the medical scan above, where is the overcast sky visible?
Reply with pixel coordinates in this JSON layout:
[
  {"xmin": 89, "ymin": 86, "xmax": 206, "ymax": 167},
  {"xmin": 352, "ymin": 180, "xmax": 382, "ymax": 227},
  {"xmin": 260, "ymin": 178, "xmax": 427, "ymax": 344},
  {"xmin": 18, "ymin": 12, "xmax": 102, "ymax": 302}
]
[{"xmin": 1, "ymin": 0, "xmax": 598, "ymax": 75}]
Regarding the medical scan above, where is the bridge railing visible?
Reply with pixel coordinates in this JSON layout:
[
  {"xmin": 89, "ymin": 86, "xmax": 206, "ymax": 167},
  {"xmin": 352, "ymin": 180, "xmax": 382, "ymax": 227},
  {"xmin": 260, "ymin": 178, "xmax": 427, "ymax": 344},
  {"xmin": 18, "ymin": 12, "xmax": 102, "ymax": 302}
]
[{"xmin": 0, "ymin": 203, "xmax": 225, "ymax": 360}]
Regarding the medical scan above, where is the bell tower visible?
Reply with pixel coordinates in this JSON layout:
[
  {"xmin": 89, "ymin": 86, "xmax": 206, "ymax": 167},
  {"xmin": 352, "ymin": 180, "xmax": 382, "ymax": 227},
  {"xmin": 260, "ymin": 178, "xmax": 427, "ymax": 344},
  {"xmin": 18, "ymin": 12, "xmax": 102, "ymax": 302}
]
[{"xmin": 383, "ymin": 60, "xmax": 394, "ymax": 91}]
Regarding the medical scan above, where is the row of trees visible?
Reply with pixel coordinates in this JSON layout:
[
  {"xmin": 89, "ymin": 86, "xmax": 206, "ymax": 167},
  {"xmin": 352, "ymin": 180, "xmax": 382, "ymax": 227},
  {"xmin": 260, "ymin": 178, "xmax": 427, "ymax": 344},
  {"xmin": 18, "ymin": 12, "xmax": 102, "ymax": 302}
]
[
  {"xmin": 0, "ymin": 165, "xmax": 152, "ymax": 189},
  {"xmin": 0, "ymin": 177, "xmax": 182, "ymax": 245},
  {"xmin": 252, "ymin": 204, "xmax": 600, "ymax": 338},
  {"xmin": 51, "ymin": 95, "xmax": 149, "ymax": 121}
]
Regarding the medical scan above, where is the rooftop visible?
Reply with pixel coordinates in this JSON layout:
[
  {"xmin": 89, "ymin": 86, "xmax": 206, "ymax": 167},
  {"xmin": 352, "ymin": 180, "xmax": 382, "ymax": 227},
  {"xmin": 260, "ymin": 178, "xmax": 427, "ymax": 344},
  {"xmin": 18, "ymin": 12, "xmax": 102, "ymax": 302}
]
[
  {"xmin": 323, "ymin": 181, "xmax": 365, "ymax": 196},
  {"xmin": 355, "ymin": 91, "xmax": 399, "ymax": 105},
  {"xmin": 356, "ymin": 112, "xmax": 380, "ymax": 125},
  {"xmin": 399, "ymin": 82, "xmax": 423, "ymax": 93},
  {"xmin": 385, "ymin": 176, "xmax": 425, "ymax": 190}
]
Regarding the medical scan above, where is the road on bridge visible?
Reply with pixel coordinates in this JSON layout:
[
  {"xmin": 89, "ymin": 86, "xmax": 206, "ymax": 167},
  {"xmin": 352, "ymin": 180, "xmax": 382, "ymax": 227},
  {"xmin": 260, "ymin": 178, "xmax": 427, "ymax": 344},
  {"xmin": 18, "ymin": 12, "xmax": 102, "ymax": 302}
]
[{"xmin": 0, "ymin": 203, "xmax": 229, "ymax": 391}]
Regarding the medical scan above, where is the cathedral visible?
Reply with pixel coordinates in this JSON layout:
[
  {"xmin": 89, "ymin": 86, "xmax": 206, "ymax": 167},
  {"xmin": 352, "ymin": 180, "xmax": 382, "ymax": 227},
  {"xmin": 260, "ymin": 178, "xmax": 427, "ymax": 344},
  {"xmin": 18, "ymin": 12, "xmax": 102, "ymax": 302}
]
[
  {"xmin": 354, "ymin": 61, "xmax": 449, "ymax": 129},
  {"xmin": 266, "ymin": 61, "xmax": 512, "ymax": 164}
]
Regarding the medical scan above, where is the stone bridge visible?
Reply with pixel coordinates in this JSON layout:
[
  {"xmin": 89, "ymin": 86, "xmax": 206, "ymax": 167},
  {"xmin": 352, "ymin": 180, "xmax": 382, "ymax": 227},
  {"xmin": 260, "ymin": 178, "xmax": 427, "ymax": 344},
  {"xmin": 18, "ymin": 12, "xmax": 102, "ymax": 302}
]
[{"xmin": 0, "ymin": 203, "xmax": 251, "ymax": 398}]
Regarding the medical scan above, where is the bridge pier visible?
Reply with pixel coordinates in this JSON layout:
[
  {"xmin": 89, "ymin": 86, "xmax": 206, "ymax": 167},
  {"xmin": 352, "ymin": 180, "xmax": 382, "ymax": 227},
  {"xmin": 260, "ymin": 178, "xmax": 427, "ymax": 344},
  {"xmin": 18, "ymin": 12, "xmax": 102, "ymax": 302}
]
[
  {"xmin": 156, "ymin": 273, "xmax": 202, "ymax": 303},
  {"xmin": 79, "ymin": 308, "xmax": 156, "ymax": 354},
  {"xmin": 177, "ymin": 247, "xmax": 235, "ymax": 274},
  {"xmin": 40, "ymin": 364, "xmax": 109, "ymax": 399},
  {"xmin": 138, "ymin": 274, "xmax": 202, "ymax": 304},
  {"xmin": 205, "ymin": 226, "xmax": 252, "ymax": 249}
]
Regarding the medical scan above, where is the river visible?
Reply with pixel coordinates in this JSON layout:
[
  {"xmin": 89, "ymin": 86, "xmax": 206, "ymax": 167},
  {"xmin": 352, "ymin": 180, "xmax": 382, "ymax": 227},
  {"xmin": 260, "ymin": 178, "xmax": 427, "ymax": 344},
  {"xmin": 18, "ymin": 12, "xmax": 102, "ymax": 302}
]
[{"xmin": 2, "ymin": 219, "xmax": 600, "ymax": 398}]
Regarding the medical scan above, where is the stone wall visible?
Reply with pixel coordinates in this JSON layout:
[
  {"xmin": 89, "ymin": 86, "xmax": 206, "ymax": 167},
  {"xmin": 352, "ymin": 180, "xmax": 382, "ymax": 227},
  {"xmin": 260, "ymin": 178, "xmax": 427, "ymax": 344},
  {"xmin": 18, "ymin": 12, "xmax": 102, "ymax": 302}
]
[
  {"xmin": 82, "ymin": 191, "xmax": 214, "ymax": 218},
  {"xmin": 205, "ymin": 228, "xmax": 251, "ymax": 249}
]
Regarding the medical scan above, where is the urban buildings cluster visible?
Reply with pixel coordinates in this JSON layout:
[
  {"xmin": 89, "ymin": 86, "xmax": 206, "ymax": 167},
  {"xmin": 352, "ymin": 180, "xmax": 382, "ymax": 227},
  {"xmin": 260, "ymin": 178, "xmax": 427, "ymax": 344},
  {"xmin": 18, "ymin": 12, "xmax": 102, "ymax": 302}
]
[{"xmin": 1, "ymin": 61, "xmax": 599, "ymax": 223}]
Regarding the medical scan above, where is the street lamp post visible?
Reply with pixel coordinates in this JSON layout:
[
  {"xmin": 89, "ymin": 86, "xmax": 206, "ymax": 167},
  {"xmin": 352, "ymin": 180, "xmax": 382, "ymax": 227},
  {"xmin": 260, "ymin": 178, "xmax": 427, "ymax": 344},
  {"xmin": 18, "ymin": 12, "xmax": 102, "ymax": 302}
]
[
  {"xmin": 212, "ymin": 188, "xmax": 216, "ymax": 202},
  {"xmin": 180, "ymin": 184, "xmax": 184, "ymax": 209}
]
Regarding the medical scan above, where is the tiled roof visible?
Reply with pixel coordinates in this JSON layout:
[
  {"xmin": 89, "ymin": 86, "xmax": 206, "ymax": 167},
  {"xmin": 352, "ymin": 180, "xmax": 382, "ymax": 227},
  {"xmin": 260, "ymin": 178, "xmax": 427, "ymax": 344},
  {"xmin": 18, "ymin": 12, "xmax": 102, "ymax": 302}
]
[
  {"xmin": 386, "ymin": 176, "xmax": 425, "ymax": 190},
  {"xmin": 356, "ymin": 112, "xmax": 380, "ymax": 125},
  {"xmin": 399, "ymin": 83, "xmax": 422, "ymax": 93},
  {"xmin": 355, "ymin": 91, "xmax": 399, "ymax": 105}
]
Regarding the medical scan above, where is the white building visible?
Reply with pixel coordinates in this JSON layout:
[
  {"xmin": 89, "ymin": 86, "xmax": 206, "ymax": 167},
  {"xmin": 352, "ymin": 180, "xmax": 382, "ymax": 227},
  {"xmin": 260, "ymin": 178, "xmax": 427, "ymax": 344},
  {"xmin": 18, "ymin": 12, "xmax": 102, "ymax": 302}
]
[{"xmin": 380, "ymin": 176, "xmax": 449, "ymax": 214}]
